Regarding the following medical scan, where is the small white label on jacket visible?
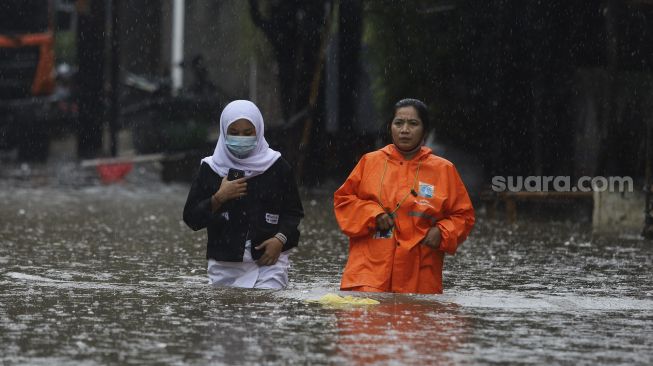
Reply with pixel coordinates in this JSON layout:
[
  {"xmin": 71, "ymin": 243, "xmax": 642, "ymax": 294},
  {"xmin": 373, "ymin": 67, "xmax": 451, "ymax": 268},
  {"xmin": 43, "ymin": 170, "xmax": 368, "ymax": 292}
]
[
  {"xmin": 418, "ymin": 182, "xmax": 434, "ymax": 198},
  {"xmin": 265, "ymin": 213, "xmax": 279, "ymax": 225},
  {"xmin": 415, "ymin": 199, "xmax": 435, "ymax": 209},
  {"xmin": 373, "ymin": 228, "xmax": 393, "ymax": 239},
  {"xmin": 221, "ymin": 212, "xmax": 229, "ymax": 220}
]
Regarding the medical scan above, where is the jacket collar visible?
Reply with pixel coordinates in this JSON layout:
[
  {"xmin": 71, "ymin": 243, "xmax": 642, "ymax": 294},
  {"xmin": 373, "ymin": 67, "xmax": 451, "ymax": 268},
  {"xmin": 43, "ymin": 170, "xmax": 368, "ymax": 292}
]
[{"xmin": 380, "ymin": 144, "xmax": 432, "ymax": 162}]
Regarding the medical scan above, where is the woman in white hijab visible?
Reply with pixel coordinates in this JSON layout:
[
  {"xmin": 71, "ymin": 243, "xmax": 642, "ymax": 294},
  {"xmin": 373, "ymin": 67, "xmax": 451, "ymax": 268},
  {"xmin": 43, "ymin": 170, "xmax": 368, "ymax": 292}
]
[{"xmin": 183, "ymin": 100, "xmax": 304, "ymax": 289}]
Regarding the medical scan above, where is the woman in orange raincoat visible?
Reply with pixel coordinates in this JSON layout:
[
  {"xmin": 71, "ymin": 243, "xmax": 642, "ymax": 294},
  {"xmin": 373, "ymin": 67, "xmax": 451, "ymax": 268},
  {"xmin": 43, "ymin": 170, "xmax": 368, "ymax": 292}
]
[{"xmin": 334, "ymin": 98, "xmax": 475, "ymax": 294}]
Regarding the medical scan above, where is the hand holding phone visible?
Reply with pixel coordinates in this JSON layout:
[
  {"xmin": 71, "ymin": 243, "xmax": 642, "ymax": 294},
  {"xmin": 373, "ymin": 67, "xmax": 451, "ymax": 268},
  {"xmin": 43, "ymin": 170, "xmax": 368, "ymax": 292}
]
[
  {"xmin": 214, "ymin": 169, "xmax": 247, "ymax": 203},
  {"xmin": 227, "ymin": 168, "xmax": 245, "ymax": 181}
]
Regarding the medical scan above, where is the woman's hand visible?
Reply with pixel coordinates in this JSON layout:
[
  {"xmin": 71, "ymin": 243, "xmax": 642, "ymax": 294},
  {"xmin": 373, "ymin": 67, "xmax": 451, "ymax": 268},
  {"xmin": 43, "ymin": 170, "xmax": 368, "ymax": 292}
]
[
  {"xmin": 421, "ymin": 226, "xmax": 442, "ymax": 250},
  {"xmin": 255, "ymin": 237, "xmax": 284, "ymax": 266},
  {"xmin": 211, "ymin": 177, "xmax": 247, "ymax": 211},
  {"xmin": 375, "ymin": 213, "xmax": 394, "ymax": 231}
]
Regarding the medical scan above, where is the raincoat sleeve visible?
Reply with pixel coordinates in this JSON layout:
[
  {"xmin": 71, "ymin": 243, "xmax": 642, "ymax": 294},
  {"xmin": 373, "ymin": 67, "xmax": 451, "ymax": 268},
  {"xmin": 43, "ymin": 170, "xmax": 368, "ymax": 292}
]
[
  {"xmin": 334, "ymin": 155, "xmax": 386, "ymax": 238},
  {"xmin": 278, "ymin": 161, "xmax": 304, "ymax": 251},
  {"xmin": 183, "ymin": 163, "xmax": 226, "ymax": 231},
  {"xmin": 436, "ymin": 164, "xmax": 475, "ymax": 255}
]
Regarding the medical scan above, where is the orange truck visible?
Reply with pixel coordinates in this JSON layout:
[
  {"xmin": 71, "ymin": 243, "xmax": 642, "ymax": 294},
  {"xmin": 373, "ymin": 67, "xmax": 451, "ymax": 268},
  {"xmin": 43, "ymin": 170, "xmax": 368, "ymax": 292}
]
[{"xmin": 0, "ymin": 0, "xmax": 59, "ymax": 160}]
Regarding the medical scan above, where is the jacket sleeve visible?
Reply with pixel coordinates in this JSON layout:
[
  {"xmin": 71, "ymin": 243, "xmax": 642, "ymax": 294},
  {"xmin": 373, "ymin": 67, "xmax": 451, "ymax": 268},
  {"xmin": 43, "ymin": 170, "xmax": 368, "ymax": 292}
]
[
  {"xmin": 333, "ymin": 155, "xmax": 386, "ymax": 238},
  {"xmin": 183, "ymin": 163, "xmax": 225, "ymax": 231},
  {"xmin": 436, "ymin": 164, "xmax": 475, "ymax": 255},
  {"xmin": 278, "ymin": 162, "xmax": 304, "ymax": 251}
]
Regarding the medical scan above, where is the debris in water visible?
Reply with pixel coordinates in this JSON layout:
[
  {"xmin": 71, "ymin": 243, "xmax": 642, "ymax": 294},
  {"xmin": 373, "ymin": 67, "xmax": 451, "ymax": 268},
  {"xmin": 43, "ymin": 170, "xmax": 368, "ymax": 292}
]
[{"xmin": 308, "ymin": 293, "xmax": 380, "ymax": 306}]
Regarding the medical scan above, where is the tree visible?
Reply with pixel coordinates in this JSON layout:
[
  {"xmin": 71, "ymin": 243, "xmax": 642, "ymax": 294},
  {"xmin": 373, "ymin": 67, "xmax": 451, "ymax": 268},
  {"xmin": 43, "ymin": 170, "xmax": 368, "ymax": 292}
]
[
  {"xmin": 364, "ymin": 0, "xmax": 652, "ymax": 181},
  {"xmin": 76, "ymin": 0, "xmax": 106, "ymax": 158},
  {"xmin": 249, "ymin": 0, "xmax": 332, "ymax": 182}
]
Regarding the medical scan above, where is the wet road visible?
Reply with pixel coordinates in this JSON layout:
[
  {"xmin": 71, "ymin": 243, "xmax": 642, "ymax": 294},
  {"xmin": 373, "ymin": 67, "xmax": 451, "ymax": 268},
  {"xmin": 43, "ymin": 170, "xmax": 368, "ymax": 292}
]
[{"xmin": 0, "ymin": 164, "xmax": 652, "ymax": 365}]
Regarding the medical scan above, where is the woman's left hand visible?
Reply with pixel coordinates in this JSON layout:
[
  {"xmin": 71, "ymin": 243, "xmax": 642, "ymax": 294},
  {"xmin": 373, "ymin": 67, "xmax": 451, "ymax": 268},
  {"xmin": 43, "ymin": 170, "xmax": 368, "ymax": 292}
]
[
  {"xmin": 420, "ymin": 226, "xmax": 442, "ymax": 250},
  {"xmin": 255, "ymin": 237, "xmax": 284, "ymax": 266}
]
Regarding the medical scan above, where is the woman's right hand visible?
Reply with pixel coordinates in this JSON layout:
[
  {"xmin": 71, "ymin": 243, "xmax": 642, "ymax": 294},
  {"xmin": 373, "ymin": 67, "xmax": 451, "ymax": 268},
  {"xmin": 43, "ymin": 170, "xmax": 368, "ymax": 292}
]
[
  {"xmin": 213, "ymin": 177, "xmax": 247, "ymax": 205},
  {"xmin": 375, "ymin": 213, "xmax": 394, "ymax": 231}
]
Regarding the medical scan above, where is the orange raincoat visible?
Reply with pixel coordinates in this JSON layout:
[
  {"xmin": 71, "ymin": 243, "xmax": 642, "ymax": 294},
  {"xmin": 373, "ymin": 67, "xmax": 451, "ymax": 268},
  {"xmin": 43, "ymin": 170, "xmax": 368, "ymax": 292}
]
[{"xmin": 334, "ymin": 144, "xmax": 475, "ymax": 294}]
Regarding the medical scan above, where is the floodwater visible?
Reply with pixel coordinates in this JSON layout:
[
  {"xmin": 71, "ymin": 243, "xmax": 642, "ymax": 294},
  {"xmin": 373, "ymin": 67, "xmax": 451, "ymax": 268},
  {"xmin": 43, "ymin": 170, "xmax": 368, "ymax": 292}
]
[{"xmin": 0, "ymin": 163, "xmax": 652, "ymax": 365}]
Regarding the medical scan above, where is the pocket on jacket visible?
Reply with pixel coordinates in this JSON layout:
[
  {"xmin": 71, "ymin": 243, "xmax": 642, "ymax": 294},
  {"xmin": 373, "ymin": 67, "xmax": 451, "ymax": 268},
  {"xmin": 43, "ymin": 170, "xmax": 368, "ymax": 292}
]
[
  {"xmin": 363, "ymin": 236, "xmax": 395, "ymax": 265},
  {"xmin": 251, "ymin": 206, "xmax": 280, "ymax": 241},
  {"xmin": 249, "ymin": 210, "xmax": 280, "ymax": 260},
  {"xmin": 408, "ymin": 195, "xmax": 444, "ymax": 232},
  {"xmin": 250, "ymin": 196, "xmax": 282, "ymax": 246}
]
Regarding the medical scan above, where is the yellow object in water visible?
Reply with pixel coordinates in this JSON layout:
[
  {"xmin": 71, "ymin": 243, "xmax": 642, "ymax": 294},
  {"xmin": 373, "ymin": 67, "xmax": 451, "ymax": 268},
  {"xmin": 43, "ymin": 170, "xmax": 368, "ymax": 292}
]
[{"xmin": 311, "ymin": 293, "xmax": 380, "ymax": 305}]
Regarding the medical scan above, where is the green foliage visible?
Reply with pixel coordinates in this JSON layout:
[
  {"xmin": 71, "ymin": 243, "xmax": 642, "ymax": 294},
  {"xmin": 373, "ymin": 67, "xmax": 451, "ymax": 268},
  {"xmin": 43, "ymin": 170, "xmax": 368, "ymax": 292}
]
[
  {"xmin": 164, "ymin": 119, "xmax": 209, "ymax": 152},
  {"xmin": 54, "ymin": 30, "xmax": 77, "ymax": 64},
  {"xmin": 363, "ymin": 0, "xmax": 458, "ymax": 136}
]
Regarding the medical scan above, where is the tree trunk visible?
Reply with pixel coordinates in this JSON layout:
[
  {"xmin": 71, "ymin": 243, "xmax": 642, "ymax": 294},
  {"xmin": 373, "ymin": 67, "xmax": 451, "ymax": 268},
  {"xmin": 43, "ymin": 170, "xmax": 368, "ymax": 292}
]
[
  {"xmin": 336, "ymin": 0, "xmax": 363, "ymax": 176},
  {"xmin": 249, "ymin": 0, "xmax": 330, "ymax": 176},
  {"xmin": 76, "ymin": 0, "xmax": 106, "ymax": 159}
]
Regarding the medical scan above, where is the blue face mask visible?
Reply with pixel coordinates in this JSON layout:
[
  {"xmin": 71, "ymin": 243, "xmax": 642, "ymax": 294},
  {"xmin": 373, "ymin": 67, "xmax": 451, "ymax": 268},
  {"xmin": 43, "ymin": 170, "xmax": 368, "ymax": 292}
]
[{"xmin": 225, "ymin": 135, "xmax": 257, "ymax": 158}]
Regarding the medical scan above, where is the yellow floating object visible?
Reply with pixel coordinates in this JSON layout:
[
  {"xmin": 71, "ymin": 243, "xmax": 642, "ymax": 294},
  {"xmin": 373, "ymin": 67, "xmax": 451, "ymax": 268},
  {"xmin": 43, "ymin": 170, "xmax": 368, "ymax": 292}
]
[{"xmin": 310, "ymin": 293, "xmax": 380, "ymax": 305}]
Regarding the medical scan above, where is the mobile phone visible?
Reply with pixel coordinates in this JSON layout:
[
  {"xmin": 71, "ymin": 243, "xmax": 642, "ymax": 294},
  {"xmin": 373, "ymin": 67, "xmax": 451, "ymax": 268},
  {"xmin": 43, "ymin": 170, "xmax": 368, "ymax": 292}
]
[{"xmin": 227, "ymin": 168, "xmax": 245, "ymax": 181}]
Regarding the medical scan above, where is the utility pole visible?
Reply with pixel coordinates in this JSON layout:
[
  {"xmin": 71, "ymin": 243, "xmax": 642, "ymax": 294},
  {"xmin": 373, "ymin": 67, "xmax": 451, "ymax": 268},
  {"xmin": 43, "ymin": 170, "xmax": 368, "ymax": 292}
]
[
  {"xmin": 643, "ymin": 108, "xmax": 653, "ymax": 238},
  {"xmin": 171, "ymin": 0, "xmax": 185, "ymax": 96}
]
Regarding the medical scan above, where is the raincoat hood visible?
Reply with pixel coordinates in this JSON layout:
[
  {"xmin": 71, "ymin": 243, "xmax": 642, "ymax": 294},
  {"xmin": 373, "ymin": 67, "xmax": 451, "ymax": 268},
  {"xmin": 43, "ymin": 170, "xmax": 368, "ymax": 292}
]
[
  {"xmin": 380, "ymin": 144, "xmax": 433, "ymax": 161},
  {"xmin": 202, "ymin": 100, "xmax": 281, "ymax": 177}
]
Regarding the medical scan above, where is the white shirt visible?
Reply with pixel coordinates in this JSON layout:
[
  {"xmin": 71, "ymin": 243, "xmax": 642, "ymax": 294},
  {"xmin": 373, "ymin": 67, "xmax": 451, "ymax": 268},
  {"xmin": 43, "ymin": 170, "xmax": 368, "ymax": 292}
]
[{"xmin": 207, "ymin": 240, "xmax": 290, "ymax": 289}]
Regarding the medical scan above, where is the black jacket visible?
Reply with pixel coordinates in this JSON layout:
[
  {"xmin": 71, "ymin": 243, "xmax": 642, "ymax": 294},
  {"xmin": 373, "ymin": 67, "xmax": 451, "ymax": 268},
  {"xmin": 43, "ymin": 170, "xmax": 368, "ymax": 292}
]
[{"xmin": 183, "ymin": 158, "xmax": 304, "ymax": 262}]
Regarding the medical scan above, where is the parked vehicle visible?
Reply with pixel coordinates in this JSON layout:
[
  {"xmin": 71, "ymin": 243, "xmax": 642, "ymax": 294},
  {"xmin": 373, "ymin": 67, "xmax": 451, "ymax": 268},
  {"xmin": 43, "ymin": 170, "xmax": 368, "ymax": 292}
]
[
  {"xmin": 0, "ymin": 0, "xmax": 72, "ymax": 161},
  {"xmin": 121, "ymin": 55, "xmax": 228, "ymax": 154}
]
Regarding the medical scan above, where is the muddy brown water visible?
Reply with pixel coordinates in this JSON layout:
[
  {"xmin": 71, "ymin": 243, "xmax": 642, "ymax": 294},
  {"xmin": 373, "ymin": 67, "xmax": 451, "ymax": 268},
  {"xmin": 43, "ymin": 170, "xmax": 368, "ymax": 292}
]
[{"xmin": 0, "ymin": 164, "xmax": 651, "ymax": 365}]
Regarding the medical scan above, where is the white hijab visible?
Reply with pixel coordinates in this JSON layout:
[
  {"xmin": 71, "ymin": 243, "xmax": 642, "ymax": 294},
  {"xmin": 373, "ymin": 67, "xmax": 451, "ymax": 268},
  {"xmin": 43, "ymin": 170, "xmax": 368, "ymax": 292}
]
[{"xmin": 201, "ymin": 100, "xmax": 281, "ymax": 177}]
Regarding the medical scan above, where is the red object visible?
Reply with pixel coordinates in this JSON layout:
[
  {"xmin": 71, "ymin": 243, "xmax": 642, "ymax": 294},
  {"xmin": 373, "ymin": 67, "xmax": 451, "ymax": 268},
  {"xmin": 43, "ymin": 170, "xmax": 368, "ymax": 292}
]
[{"xmin": 96, "ymin": 163, "xmax": 133, "ymax": 184}]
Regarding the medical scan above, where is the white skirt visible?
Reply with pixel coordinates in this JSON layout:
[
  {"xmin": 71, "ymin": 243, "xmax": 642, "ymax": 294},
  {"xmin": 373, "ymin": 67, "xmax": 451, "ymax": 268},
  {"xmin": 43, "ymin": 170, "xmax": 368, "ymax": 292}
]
[{"xmin": 207, "ymin": 240, "xmax": 290, "ymax": 289}]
